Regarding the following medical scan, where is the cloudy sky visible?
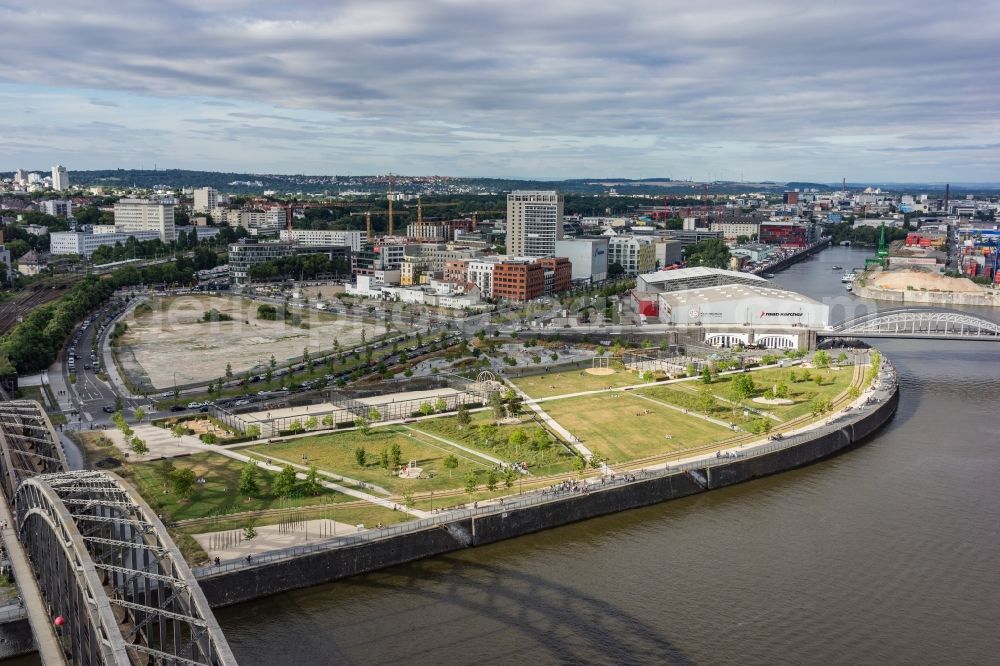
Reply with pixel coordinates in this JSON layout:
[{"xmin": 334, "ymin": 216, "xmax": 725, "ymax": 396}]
[{"xmin": 1, "ymin": 0, "xmax": 997, "ymax": 181}]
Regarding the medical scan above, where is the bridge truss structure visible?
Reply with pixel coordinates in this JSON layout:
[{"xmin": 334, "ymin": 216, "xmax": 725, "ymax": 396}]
[
  {"xmin": 827, "ymin": 308, "xmax": 1000, "ymax": 340},
  {"xmin": 0, "ymin": 401, "xmax": 235, "ymax": 665}
]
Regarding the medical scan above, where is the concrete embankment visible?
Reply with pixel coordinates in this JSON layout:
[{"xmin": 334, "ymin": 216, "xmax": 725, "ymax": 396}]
[
  {"xmin": 197, "ymin": 367, "xmax": 900, "ymax": 608},
  {"xmin": 853, "ymin": 281, "xmax": 1000, "ymax": 307}
]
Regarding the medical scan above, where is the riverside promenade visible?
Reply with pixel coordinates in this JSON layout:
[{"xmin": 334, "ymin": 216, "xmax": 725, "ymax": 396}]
[{"xmin": 193, "ymin": 353, "xmax": 899, "ymax": 607}]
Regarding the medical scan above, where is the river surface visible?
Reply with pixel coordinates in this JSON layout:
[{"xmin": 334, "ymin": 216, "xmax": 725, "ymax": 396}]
[{"xmin": 213, "ymin": 247, "xmax": 998, "ymax": 664}]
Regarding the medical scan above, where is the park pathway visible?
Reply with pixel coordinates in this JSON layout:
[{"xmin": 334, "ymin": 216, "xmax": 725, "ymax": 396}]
[{"xmin": 501, "ymin": 378, "xmax": 594, "ymax": 460}]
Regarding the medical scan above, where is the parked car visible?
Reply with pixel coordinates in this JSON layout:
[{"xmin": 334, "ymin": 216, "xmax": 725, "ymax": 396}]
[
  {"xmin": 102, "ymin": 405, "xmax": 116, "ymax": 414},
  {"xmin": 170, "ymin": 404, "xmax": 186, "ymax": 412}
]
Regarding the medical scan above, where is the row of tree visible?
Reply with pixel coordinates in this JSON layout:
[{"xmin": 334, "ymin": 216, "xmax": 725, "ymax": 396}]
[{"xmin": 0, "ymin": 259, "xmax": 201, "ymax": 374}]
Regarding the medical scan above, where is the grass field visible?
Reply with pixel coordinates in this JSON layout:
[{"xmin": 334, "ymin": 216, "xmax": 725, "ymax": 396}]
[
  {"xmin": 657, "ymin": 366, "xmax": 861, "ymax": 422},
  {"xmin": 542, "ymin": 393, "xmax": 735, "ymax": 463},
  {"xmin": 122, "ymin": 452, "xmax": 350, "ymax": 522},
  {"xmin": 249, "ymin": 426, "xmax": 491, "ymax": 495},
  {"xmin": 410, "ymin": 411, "xmax": 578, "ymax": 476},
  {"xmin": 512, "ymin": 366, "xmax": 646, "ymax": 399}
]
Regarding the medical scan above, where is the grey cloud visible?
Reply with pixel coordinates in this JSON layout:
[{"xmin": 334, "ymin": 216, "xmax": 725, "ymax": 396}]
[{"xmin": 0, "ymin": 0, "xmax": 998, "ymax": 179}]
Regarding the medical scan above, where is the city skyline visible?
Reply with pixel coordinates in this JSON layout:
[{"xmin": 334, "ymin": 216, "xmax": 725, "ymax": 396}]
[{"xmin": 1, "ymin": 0, "xmax": 998, "ymax": 182}]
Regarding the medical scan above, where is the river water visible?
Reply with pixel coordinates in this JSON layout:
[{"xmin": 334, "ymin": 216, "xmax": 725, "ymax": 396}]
[{"xmin": 214, "ymin": 246, "xmax": 998, "ymax": 664}]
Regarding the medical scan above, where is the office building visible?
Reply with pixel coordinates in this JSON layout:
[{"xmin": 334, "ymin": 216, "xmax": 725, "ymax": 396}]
[
  {"xmin": 554, "ymin": 238, "xmax": 609, "ymax": 283},
  {"xmin": 51, "ymin": 165, "xmax": 68, "ymax": 192},
  {"xmin": 50, "ymin": 230, "xmax": 161, "ymax": 258},
  {"xmin": 278, "ymin": 229, "xmax": 366, "ymax": 251},
  {"xmin": 506, "ymin": 190, "xmax": 564, "ymax": 257},
  {"xmin": 192, "ymin": 187, "xmax": 219, "ymax": 213},
  {"xmin": 114, "ymin": 197, "xmax": 176, "ymax": 242},
  {"xmin": 227, "ymin": 241, "xmax": 351, "ymax": 283}
]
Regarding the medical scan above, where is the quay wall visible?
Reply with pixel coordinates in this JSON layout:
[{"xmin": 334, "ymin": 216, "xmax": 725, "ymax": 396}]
[
  {"xmin": 853, "ymin": 282, "xmax": 1000, "ymax": 307},
  {"xmin": 197, "ymin": 381, "xmax": 899, "ymax": 608}
]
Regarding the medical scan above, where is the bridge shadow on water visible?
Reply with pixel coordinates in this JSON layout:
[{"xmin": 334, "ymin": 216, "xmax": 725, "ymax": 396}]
[{"xmin": 251, "ymin": 553, "xmax": 697, "ymax": 666}]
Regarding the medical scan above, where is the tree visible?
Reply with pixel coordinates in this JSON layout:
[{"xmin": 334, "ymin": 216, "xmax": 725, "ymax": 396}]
[
  {"xmin": 573, "ymin": 455, "xmax": 587, "ymax": 478},
  {"xmin": 697, "ymin": 387, "xmax": 716, "ymax": 413},
  {"xmin": 245, "ymin": 424, "xmax": 261, "ymax": 439},
  {"xmin": 813, "ymin": 351, "xmax": 831, "ymax": 369},
  {"xmin": 730, "ymin": 374, "xmax": 756, "ymax": 401},
  {"xmin": 506, "ymin": 395, "xmax": 523, "ymax": 418},
  {"xmin": 367, "ymin": 408, "xmax": 381, "ymax": 422},
  {"xmin": 490, "ymin": 392, "xmax": 505, "ymax": 421},
  {"xmin": 288, "ymin": 419, "xmax": 303, "ymax": 434},
  {"xmin": 354, "ymin": 417, "xmax": 370, "ymax": 434},
  {"xmin": 379, "ymin": 448, "xmax": 391, "ymax": 471},
  {"xmin": 131, "ymin": 437, "xmax": 148, "ymax": 455},
  {"xmin": 504, "ymin": 467, "xmax": 517, "ymax": 489},
  {"xmin": 443, "ymin": 454, "xmax": 459, "ymax": 478},
  {"xmin": 701, "ymin": 367, "xmax": 713, "ymax": 384},
  {"xmin": 242, "ymin": 523, "xmax": 258, "ymax": 542},
  {"xmin": 809, "ymin": 396, "xmax": 833, "ymax": 416},
  {"xmin": 456, "ymin": 402, "xmax": 471, "ymax": 428},
  {"xmin": 683, "ymin": 238, "xmax": 731, "ymax": 268},
  {"xmin": 170, "ymin": 468, "xmax": 197, "ymax": 499},
  {"xmin": 304, "ymin": 416, "xmax": 318, "ymax": 430},
  {"xmin": 170, "ymin": 424, "xmax": 187, "ymax": 439},
  {"xmin": 225, "ymin": 362, "xmax": 233, "ymax": 379},
  {"xmin": 837, "ymin": 351, "xmax": 849, "ymax": 365},
  {"xmin": 238, "ymin": 462, "xmax": 259, "ymax": 498},
  {"xmin": 390, "ymin": 442, "xmax": 403, "ymax": 469},
  {"xmin": 354, "ymin": 446, "xmax": 367, "ymax": 468},
  {"xmin": 508, "ymin": 428, "xmax": 528, "ymax": 452},
  {"xmin": 133, "ymin": 407, "xmax": 146, "ymax": 423},
  {"xmin": 302, "ymin": 465, "xmax": 322, "ymax": 496},
  {"xmin": 464, "ymin": 472, "xmax": 479, "ymax": 497},
  {"xmin": 485, "ymin": 468, "xmax": 499, "ymax": 491},
  {"xmin": 156, "ymin": 458, "xmax": 175, "ymax": 492},
  {"xmin": 273, "ymin": 464, "xmax": 298, "ymax": 497},
  {"xmin": 747, "ymin": 418, "xmax": 773, "ymax": 435},
  {"xmin": 434, "ymin": 397, "xmax": 448, "ymax": 413}
]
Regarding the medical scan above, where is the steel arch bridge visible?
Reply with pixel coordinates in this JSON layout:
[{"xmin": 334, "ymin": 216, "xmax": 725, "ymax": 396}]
[
  {"xmin": 823, "ymin": 308, "xmax": 1000, "ymax": 340},
  {"xmin": 0, "ymin": 401, "xmax": 235, "ymax": 665}
]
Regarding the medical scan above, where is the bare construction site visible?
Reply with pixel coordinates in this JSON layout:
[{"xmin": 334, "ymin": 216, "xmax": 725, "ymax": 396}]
[{"xmin": 115, "ymin": 294, "xmax": 389, "ymax": 389}]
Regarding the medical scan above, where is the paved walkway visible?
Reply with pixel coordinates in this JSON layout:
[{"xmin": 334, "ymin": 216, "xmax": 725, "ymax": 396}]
[
  {"xmin": 502, "ymin": 378, "xmax": 593, "ymax": 459},
  {"xmin": 0, "ymin": 494, "xmax": 65, "ymax": 664},
  {"xmin": 194, "ymin": 518, "xmax": 364, "ymax": 560}
]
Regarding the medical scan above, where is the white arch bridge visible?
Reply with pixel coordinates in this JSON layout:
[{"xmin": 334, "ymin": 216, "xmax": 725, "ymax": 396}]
[
  {"xmin": 821, "ymin": 308, "xmax": 1000, "ymax": 341},
  {"xmin": 0, "ymin": 400, "xmax": 235, "ymax": 665}
]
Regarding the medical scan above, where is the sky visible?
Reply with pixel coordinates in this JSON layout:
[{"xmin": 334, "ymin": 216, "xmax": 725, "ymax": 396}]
[{"xmin": 1, "ymin": 0, "xmax": 998, "ymax": 182}]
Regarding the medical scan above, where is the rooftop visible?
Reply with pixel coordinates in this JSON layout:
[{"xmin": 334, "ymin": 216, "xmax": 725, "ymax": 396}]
[{"xmin": 659, "ymin": 283, "xmax": 824, "ymax": 307}]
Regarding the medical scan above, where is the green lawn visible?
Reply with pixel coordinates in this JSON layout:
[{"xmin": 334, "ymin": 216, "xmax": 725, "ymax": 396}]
[
  {"xmin": 542, "ymin": 393, "xmax": 735, "ymax": 463},
  {"xmin": 410, "ymin": 411, "xmax": 578, "ymax": 476},
  {"xmin": 663, "ymin": 366, "xmax": 860, "ymax": 422},
  {"xmin": 512, "ymin": 366, "xmax": 647, "ymax": 399},
  {"xmin": 248, "ymin": 426, "xmax": 491, "ymax": 495},
  {"xmin": 122, "ymin": 452, "xmax": 350, "ymax": 522}
]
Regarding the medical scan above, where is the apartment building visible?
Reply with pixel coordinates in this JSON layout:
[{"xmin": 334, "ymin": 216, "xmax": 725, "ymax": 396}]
[
  {"xmin": 607, "ymin": 236, "xmax": 656, "ymax": 275},
  {"xmin": 193, "ymin": 187, "xmax": 220, "ymax": 213}
]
